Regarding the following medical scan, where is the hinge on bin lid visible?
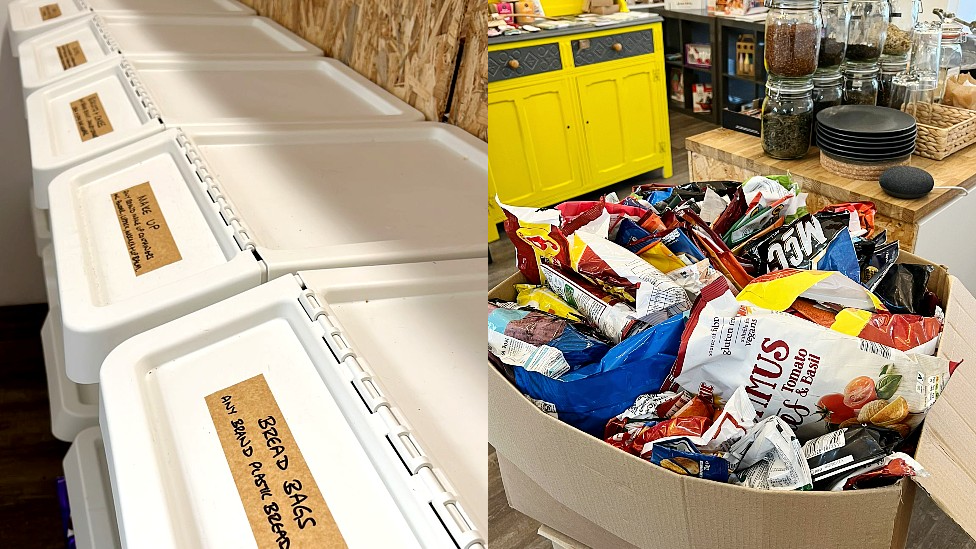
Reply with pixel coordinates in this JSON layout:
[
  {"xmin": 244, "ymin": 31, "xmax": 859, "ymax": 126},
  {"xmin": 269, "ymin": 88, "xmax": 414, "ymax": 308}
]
[
  {"xmin": 174, "ymin": 129, "xmax": 255, "ymax": 252},
  {"xmin": 90, "ymin": 14, "xmax": 122, "ymax": 54},
  {"xmin": 118, "ymin": 58, "xmax": 162, "ymax": 123},
  {"xmin": 77, "ymin": 0, "xmax": 92, "ymax": 11},
  {"xmin": 295, "ymin": 287, "xmax": 485, "ymax": 548}
]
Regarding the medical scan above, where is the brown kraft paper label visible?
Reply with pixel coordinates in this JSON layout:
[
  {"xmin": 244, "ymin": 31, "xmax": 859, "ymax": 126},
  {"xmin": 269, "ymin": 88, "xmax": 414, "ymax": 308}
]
[
  {"xmin": 206, "ymin": 374, "xmax": 348, "ymax": 549},
  {"xmin": 39, "ymin": 3, "xmax": 61, "ymax": 20},
  {"xmin": 70, "ymin": 92, "xmax": 114, "ymax": 142},
  {"xmin": 112, "ymin": 182, "xmax": 182, "ymax": 276},
  {"xmin": 56, "ymin": 40, "xmax": 87, "ymax": 70}
]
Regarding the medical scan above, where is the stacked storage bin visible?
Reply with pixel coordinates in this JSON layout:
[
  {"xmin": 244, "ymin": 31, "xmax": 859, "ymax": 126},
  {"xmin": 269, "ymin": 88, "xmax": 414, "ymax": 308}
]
[{"xmin": 11, "ymin": 0, "xmax": 488, "ymax": 547}]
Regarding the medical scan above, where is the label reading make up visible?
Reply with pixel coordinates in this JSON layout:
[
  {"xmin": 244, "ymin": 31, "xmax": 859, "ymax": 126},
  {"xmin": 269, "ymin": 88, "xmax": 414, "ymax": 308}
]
[
  {"xmin": 206, "ymin": 375, "xmax": 347, "ymax": 549},
  {"xmin": 39, "ymin": 3, "xmax": 61, "ymax": 20},
  {"xmin": 56, "ymin": 40, "xmax": 87, "ymax": 70},
  {"xmin": 70, "ymin": 92, "xmax": 114, "ymax": 142},
  {"xmin": 112, "ymin": 182, "xmax": 182, "ymax": 276}
]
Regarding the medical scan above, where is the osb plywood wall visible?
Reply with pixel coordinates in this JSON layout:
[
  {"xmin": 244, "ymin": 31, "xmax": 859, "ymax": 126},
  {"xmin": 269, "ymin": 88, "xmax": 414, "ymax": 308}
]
[{"xmin": 239, "ymin": 0, "xmax": 487, "ymax": 140}]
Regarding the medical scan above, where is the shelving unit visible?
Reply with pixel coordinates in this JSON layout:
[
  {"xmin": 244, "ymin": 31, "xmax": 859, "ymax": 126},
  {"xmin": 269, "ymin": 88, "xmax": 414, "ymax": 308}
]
[{"xmin": 649, "ymin": 8, "xmax": 767, "ymax": 131}]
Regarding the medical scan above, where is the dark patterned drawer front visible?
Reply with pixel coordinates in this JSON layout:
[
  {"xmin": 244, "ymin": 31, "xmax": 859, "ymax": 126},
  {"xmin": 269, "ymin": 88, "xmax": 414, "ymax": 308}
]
[
  {"xmin": 572, "ymin": 29, "xmax": 654, "ymax": 67},
  {"xmin": 488, "ymin": 44, "xmax": 562, "ymax": 83}
]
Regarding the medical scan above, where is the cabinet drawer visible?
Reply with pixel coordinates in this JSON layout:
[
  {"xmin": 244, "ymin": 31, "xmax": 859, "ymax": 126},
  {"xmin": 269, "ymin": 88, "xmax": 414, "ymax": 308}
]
[
  {"xmin": 488, "ymin": 44, "xmax": 562, "ymax": 83},
  {"xmin": 572, "ymin": 29, "xmax": 655, "ymax": 67}
]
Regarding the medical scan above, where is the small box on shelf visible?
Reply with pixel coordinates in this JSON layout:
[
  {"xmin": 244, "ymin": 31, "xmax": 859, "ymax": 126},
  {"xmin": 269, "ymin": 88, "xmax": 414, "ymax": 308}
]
[
  {"xmin": 692, "ymin": 83, "xmax": 713, "ymax": 112},
  {"xmin": 670, "ymin": 68, "xmax": 685, "ymax": 102},
  {"xmin": 685, "ymin": 43, "xmax": 712, "ymax": 67},
  {"xmin": 736, "ymin": 34, "xmax": 756, "ymax": 76}
]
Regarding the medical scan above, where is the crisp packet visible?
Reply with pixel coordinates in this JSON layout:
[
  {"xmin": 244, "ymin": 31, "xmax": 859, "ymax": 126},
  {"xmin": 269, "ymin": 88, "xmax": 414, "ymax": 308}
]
[
  {"xmin": 736, "ymin": 269, "xmax": 885, "ymax": 312},
  {"xmin": 632, "ymin": 416, "xmax": 713, "ymax": 456},
  {"xmin": 727, "ymin": 416, "xmax": 813, "ymax": 490},
  {"xmin": 739, "ymin": 211, "xmax": 851, "ymax": 274},
  {"xmin": 499, "ymin": 201, "xmax": 570, "ymax": 284},
  {"xmin": 539, "ymin": 264, "xmax": 640, "ymax": 343},
  {"xmin": 820, "ymin": 202, "xmax": 876, "ymax": 238},
  {"xmin": 666, "ymin": 259, "xmax": 724, "ymax": 298},
  {"xmin": 830, "ymin": 309, "xmax": 942, "ymax": 354},
  {"xmin": 842, "ymin": 452, "xmax": 928, "ymax": 490},
  {"xmin": 666, "ymin": 278, "xmax": 951, "ymax": 440},
  {"xmin": 515, "ymin": 284, "xmax": 585, "ymax": 322},
  {"xmin": 488, "ymin": 302, "xmax": 611, "ymax": 377},
  {"xmin": 569, "ymin": 230, "xmax": 692, "ymax": 327},
  {"xmin": 645, "ymin": 386, "xmax": 758, "ymax": 457},
  {"xmin": 649, "ymin": 438, "xmax": 731, "ymax": 482},
  {"xmin": 802, "ymin": 426, "xmax": 900, "ymax": 490},
  {"xmin": 873, "ymin": 263, "xmax": 933, "ymax": 315}
]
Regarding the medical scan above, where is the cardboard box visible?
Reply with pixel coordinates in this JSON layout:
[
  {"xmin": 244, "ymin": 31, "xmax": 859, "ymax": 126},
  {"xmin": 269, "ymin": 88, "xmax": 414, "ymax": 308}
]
[
  {"xmin": 589, "ymin": 4, "xmax": 621, "ymax": 14},
  {"xmin": 490, "ymin": 251, "xmax": 976, "ymax": 549},
  {"xmin": 589, "ymin": 0, "xmax": 616, "ymax": 7}
]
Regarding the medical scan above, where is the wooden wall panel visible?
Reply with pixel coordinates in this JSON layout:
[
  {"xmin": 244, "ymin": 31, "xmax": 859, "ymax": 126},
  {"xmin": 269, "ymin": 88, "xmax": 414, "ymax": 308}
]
[
  {"xmin": 450, "ymin": 0, "xmax": 488, "ymax": 139},
  {"xmin": 241, "ymin": 0, "xmax": 481, "ymax": 135}
]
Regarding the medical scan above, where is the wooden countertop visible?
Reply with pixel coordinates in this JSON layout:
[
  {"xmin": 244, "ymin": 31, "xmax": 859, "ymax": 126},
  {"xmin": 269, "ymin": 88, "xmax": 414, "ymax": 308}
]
[{"xmin": 686, "ymin": 129, "xmax": 976, "ymax": 223}]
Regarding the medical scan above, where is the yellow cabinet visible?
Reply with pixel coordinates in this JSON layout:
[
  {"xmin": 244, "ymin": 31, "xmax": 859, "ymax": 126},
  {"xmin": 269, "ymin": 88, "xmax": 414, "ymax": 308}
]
[
  {"xmin": 488, "ymin": 78, "xmax": 584, "ymax": 207},
  {"xmin": 487, "ymin": 20, "xmax": 672, "ymax": 241}
]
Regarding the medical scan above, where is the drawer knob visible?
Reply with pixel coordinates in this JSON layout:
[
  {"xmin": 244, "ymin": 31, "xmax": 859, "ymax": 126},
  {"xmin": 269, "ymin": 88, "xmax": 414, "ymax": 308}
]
[
  {"xmin": 508, "ymin": 59, "xmax": 520, "ymax": 69},
  {"xmin": 612, "ymin": 43, "xmax": 623, "ymax": 52}
]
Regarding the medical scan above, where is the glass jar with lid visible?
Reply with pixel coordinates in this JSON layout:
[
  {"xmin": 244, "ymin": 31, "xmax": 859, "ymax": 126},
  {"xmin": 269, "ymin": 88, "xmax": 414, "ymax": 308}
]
[
  {"xmin": 842, "ymin": 63, "xmax": 879, "ymax": 105},
  {"xmin": 819, "ymin": 0, "xmax": 850, "ymax": 71},
  {"xmin": 878, "ymin": 59, "xmax": 908, "ymax": 107},
  {"xmin": 765, "ymin": 0, "xmax": 823, "ymax": 78},
  {"xmin": 812, "ymin": 72, "xmax": 843, "ymax": 145},
  {"xmin": 881, "ymin": 0, "xmax": 919, "ymax": 60},
  {"xmin": 937, "ymin": 23, "xmax": 964, "ymax": 102},
  {"xmin": 762, "ymin": 77, "xmax": 815, "ymax": 159},
  {"xmin": 846, "ymin": 0, "xmax": 890, "ymax": 64}
]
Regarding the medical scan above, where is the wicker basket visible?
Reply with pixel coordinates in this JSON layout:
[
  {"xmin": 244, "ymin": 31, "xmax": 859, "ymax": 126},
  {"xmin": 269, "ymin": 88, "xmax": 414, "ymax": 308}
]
[{"xmin": 906, "ymin": 103, "xmax": 976, "ymax": 160}]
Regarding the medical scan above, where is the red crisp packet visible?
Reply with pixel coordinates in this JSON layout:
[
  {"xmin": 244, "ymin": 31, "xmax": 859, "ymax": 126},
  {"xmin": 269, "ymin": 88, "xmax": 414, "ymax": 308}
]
[
  {"xmin": 634, "ymin": 416, "xmax": 712, "ymax": 458},
  {"xmin": 678, "ymin": 209, "xmax": 753, "ymax": 290},
  {"xmin": 842, "ymin": 454, "xmax": 926, "ymax": 490},
  {"xmin": 672, "ymin": 395, "xmax": 714, "ymax": 419},
  {"xmin": 500, "ymin": 203, "xmax": 570, "ymax": 284},
  {"xmin": 820, "ymin": 202, "xmax": 877, "ymax": 237}
]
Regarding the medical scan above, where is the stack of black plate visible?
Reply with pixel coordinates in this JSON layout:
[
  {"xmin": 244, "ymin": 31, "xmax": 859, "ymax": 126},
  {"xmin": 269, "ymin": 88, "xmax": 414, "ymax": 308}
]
[{"xmin": 816, "ymin": 105, "xmax": 917, "ymax": 163}]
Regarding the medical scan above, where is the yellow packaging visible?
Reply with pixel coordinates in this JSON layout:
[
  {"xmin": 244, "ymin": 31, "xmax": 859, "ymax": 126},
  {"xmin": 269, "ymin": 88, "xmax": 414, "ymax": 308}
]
[{"xmin": 516, "ymin": 284, "xmax": 585, "ymax": 322}]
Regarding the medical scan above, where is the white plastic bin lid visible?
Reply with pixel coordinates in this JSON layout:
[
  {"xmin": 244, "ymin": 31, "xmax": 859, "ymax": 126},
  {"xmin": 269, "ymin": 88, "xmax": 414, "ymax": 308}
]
[
  {"xmin": 49, "ymin": 124, "xmax": 486, "ymax": 384},
  {"xmin": 8, "ymin": 0, "xmax": 91, "ymax": 55},
  {"xmin": 99, "ymin": 259, "xmax": 485, "ymax": 548},
  {"xmin": 63, "ymin": 427, "xmax": 121, "ymax": 549},
  {"xmin": 18, "ymin": 15, "xmax": 323, "ymax": 97},
  {"xmin": 27, "ymin": 57, "xmax": 424, "ymax": 209},
  {"xmin": 85, "ymin": 0, "xmax": 253, "ymax": 15}
]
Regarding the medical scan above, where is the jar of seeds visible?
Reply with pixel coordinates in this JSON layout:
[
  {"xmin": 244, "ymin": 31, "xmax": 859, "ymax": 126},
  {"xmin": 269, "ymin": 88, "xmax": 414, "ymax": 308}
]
[
  {"xmin": 819, "ymin": 0, "xmax": 850, "ymax": 71},
  {"xmin": 762, "ymin": 78, "xmax": 815, "ymax": 159},
  {"xmin": 842, "ymin": 63, "xmax": 880, "ymax": 105},
  {"xmin": 846, "ymin": 0, "xmax": 890, "ymax": 64},
  {"xmin": 812, "ymin": 71, "xmax": 843, "ymax": 144},
  {"xmin": 881, "ymin": 0, "xmax": 919, "ymax": 60},
  {"xmin": 765, "ymin": 0, "xmax": 823, "ymax": 78}
]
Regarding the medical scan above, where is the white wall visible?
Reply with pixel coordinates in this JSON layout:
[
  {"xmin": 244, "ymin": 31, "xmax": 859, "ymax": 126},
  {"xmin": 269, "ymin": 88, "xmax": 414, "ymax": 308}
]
[{"xmin": 0, "ymin": 1, "xmax": 46, "ymax": 305}]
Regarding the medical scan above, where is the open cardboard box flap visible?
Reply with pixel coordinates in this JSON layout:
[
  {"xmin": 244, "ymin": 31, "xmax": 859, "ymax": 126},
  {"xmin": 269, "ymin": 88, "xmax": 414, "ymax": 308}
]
[{"xmin": 489, "ymin": 251, "xmax": 976, "ymax": 548}]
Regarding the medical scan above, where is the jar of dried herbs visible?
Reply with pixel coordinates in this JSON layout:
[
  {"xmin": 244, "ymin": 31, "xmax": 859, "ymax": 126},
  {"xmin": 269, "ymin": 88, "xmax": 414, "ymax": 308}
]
[
  {"xmin": 846, "ymin": 0, "xmax": 890, "ymax": 63},
  {"xmin": 812, "ymin": 72, "xmax": 843, "ymax": 145},
  {"xmin": 819, "ymin": 0, "xmax": 850, "ymax": 71},
  {"xmin": 842, "ymin": 63, "xmax": 880, "ymax": 105},
  {"xmin": 765, "ymin": 0, "xmax": 823, "ymax": 78},
  {"xmin": 761, "ymin": 78, "xmax": 815, "ymax": 159},
  {"xmin": 881, "ymin": 0, "xmax": 919, "ymax": 60},
  {"xmin": 877, "ymin": 58, "xmax": 908, "ymax": 107}
]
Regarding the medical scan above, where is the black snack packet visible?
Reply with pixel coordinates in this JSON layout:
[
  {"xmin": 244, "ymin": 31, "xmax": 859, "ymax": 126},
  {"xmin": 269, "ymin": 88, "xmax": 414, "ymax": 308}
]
[
  {"xmin": 862, "ymin": 240, "xmax": 900, "ymax": 289},
  {"xmin": 633, "ymin": 180, "xmax": 741, "ymax": 205},
  {"xmin": 803, "ymin": 426, "xmax": 903, "ymax": 490},
  {"xmin": 873, "ymin": 263, "xmax": 934, "ymax": 315},
  {"xmin": 739, "ymin": 211, "xmax": 850, "ymax": 274}
]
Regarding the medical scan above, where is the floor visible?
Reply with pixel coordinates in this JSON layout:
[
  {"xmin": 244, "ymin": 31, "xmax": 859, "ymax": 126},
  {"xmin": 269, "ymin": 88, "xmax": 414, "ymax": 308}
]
[{"xmin": 487, "ymin": 112, "xmax": 976, "ymax": 549}]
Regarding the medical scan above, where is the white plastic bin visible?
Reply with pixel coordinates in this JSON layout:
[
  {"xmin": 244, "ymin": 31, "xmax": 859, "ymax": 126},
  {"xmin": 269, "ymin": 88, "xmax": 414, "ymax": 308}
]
[
  {"xmin": 8, "ymin": 0, "xmax": 91, "ymax": 56},
  {"xmin": 18, "ymin": 14, "xmax": 324, "ymax": 96},
  {"xmin": 31, "ymin": 189, "xmax": 52, "ymax": 256},
  {"xmin": 27, "ymin": 57, "xmax": 424, "ymax": 209},
  {"xmin": 99, "ymin": 259, "xmax": 485, "ymax": 548},
  {"xmin": 63, "ymin": 427, "xmax": 122, "ymax": 549},
  {"xmin": 49, "ymin": 124, "xmax": 486, "ymax": 384},
  {"xmin": 41, "ymin": 245, "xmax": 99, "ymax": 441},
  {"xmin": 85, "ymin": 0, "xmax": 254, "ymax": 16}
]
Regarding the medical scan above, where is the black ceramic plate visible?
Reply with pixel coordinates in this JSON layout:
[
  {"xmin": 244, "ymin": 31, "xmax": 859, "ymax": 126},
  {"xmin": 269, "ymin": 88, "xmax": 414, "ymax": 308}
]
[
  {"xmin": 817, "ymin": 141, "xmax": 916, "ymax": 160},
  {"xmin": 821, "ymin": 148, "xmax": 914, "ymax": 164},
  {"xmin": 817, "ymin": 124, "xmax": 917, "ymax": 143},
  {"xmin": 817, "ymin": 131, "xmax": 917, "ymax": 151},
  {"xmin": 817, "ymin": 105, "xmax": 917, "ymax": 136}
]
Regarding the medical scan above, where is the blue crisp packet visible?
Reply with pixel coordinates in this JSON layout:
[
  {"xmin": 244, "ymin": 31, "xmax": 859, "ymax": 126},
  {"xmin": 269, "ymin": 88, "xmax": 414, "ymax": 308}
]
[
  {"xmin": 815, "ymin": 227, "xmax": 861, "ymax": 283},
  {"xmin": 645, "ymin": 187, "xmax": 674, "ymax": 205},
  {"xmin": 648, "ymin": 437, "xmax": 730, "ymax": 482},
  {"xmin": 613, "ymin": 218, "xmax": 656, "ymax": 254},
  {"xmin": 660, "ymin": 228, "xmax": 706, "ymax": 262}
]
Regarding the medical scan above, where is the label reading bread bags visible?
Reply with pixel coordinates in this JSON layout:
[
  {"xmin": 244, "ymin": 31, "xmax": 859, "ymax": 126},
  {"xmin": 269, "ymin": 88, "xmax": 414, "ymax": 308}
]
[
  {"xmin": 70, "ymin": 93, "xmax": 113, "ymax": 142},
  {"xmin": 56, "ymin": 40, "xmax": 86, "ymax": 70},
  {"xmin": 112, "ymin": 182, "xmax": 182, "ymax": 276},
  {"xmin": 206, "ymin": 375, "xmax": 347, "ymax": 549},
  {"xmin": 39, "ymin": 3, "xmax": 61, "ymax": 20}
]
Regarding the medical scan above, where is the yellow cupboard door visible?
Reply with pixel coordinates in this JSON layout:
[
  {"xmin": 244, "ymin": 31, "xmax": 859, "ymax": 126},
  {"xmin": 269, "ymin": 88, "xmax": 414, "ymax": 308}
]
[
  {"xmin": 488, "ymin": 79, "xmax": 582, "ymax": 206},
  {"xmin": 576, "ymin": 65, "xmax": 661, "ymax": 186}
]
